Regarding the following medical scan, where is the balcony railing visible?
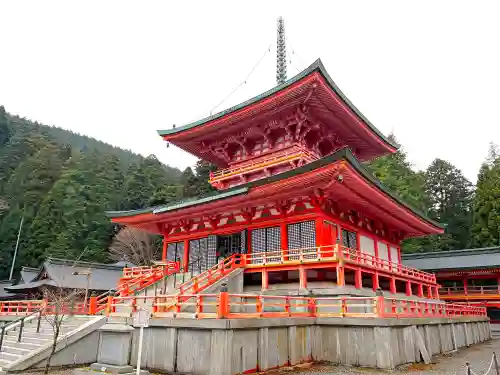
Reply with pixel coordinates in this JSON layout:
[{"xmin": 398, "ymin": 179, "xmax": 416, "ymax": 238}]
[
  {"xmin": 440, "ymin": 286, "xmax": 500, "ymax": 297},
  {"xmin": 245, "ymin": 245, "xmax": 436, "ymax": 283},
  {"xmin": 107, "ymin": 293, "xmax": 486, "ymax": 319},
  {"xmin": 209, "ymin": 149, "xmax": 318, "ymax": 183}
]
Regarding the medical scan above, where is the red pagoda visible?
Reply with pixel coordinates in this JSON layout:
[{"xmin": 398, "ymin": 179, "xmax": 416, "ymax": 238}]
[{"xmin": 107, "ymin": 56, "xmax": 444, "ymax": 300}]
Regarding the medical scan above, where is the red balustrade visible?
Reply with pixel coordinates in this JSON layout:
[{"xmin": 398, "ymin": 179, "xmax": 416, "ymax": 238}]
[
  {"xmin": 107, "ymin": 293, "xmax": 487, "ymax": 319},
  {"xmin": 246, "ymin": 245, "xmax": 436, "ymax": 284},
  {"xmin": 440, "ymin": 286, "xmax": 500, "ymax": 297}
]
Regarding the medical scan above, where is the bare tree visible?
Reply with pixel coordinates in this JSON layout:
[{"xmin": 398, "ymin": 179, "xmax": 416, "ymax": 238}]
[
  {"xmin": 41, "ymin": 286, "xmax": 84, "ymax": 374},
  {"xmin": 109, "ymin": 227, "xmax": 161, "ymax": 266}
]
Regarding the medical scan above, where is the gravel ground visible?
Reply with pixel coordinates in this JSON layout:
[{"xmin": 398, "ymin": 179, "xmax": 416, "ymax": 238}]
[
  {"xmin": 265, "ymin": 339, "xmax": 500, "ymax": 375},
  {"xmin": 13, "ymin": 339, "xmax": 500, "ymax": 375}
]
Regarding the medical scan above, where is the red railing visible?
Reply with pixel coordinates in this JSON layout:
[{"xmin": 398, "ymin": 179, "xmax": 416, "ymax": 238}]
[
  {"xmin": 209, "ymin": 149, "xmax": 318, "ymax": 182},
  {"xmin": 0, "ymin": 300, "xmax": 46, "ymax": 315},
  {"xmin": 91, "ymin": 261, "xmax": 181, "ymax": 314},
  {"xmin": 177, "ymin": 254, "xmax": 242, "ymax": 295},
  {"xmin": 440, "ymin": 286, "xmax": 500, "ymax": 297},
  {"xmin": 122, "ymin": 261, "xmax": 179, "ymax": 278},
  {"xmin": 246, "ymin": 245, "xmax": 436, "ymax": 283},
  {"xmin": 106, "ymin": 293, "xmax": 487, "ymax": 319}
]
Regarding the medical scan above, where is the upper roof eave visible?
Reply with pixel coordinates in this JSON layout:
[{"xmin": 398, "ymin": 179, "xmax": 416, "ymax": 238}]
[
  {"xmin": 106, "ymin": 148, "xmax": 441, "ymax": 232},
  {"xmin": 157, "ymin": 59, "xmax": 399, "ymax": 151}
]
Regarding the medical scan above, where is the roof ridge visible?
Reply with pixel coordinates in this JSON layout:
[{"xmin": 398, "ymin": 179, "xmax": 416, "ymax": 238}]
[
  {"xmin": 402, "ymin": 246, "xmax": 500, "ymax": 259},
  {"xmin": 46, "ymin": 257, "xmax": 124, "ymax": 270}
]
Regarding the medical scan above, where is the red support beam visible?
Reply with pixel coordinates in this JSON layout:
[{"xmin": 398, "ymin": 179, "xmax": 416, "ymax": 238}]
[
  {"xmin": 372, "ymin": 273, "xmax": 379, "ymax": 291},
  {"xmin": 417, "ymin": 283, "xmax": 424, "ymax": 298},
  {"xmin": 389, "ymin": 277, "xmax": 396, "ymax": 294},
  {"xmin": 299, "ymin": 267, "xmax": 307, "ymax": 289},
  {"xmin": 162, "ymin": 236, "xmax": 168, "ymax": 262},
  {"xmin": 183, "ymin": 239, "xmax": 190, "ymax": 272},
  {"xmin": 355, "ymin": 269, "xmax": 362, "ymax": 289},
  {"xmin": 336, "ymin": 265, "xmax": 345, "ymax": 287},
  {"xmin": 406, "ymin": 281, "xmax": 412, "ymax": 296},
  {"xmin": 262, "ymin": 269, "xmax": 269, "ymax": 291},
  {"xmin": 281, "ymin": 222, "xmax": 288, "ymax": 259}
]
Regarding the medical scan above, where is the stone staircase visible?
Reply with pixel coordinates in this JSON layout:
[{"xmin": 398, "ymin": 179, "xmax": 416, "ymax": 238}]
[{"xmin": 0, "ymin": 315, "xmax": 106, "ymax": 372}]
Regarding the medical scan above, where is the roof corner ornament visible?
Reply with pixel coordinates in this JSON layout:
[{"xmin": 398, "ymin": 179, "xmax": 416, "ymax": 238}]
[{"xmin": 276, "ymin": 17, "xmax": 287, "ymax": 85}]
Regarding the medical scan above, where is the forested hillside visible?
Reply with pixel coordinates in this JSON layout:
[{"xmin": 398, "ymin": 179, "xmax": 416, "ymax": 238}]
[
  {"xmin": 0, "ymin": 105, "xmax": 499, "ymax": 279},
  {"xmin": 0, "ymin": 106, "xmax": 188, "ymax": 279}
]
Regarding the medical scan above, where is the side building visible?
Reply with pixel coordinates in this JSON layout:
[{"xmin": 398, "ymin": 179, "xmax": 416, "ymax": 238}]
[{"xmin": 403, "ymin": 247, "xmax": 500, "ymax": 322}]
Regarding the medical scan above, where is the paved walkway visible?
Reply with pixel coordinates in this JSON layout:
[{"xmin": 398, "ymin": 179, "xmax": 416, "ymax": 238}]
[{"xmin": 268, "ymin": 339, "xmax": 500, "ymax": 375}]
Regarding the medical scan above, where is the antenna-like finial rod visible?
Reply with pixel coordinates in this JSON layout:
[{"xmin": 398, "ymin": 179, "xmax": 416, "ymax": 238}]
[{"xmin": 276, "ymin": 17, "xmax": 287, "ymax": 85}]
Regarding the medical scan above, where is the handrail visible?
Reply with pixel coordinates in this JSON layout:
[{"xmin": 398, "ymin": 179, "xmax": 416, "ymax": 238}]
[{"xmin": 440, "ymin": 286, "xmax": 500, "ymax": 296}]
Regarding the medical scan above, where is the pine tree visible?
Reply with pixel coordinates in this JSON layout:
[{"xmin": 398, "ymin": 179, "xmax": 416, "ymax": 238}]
[
  {"xmin": 366, "ymin": 135, "xmax": 428, "ymax": 213},
  {"xmin": 472, "ymin": 149, "xmax": 500, "ymax": 247},
  {"xmin": 423, "ymin": 159, "xmax": 473, "ymax": 250}
]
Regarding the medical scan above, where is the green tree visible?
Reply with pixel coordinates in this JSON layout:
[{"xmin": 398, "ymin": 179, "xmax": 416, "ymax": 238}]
[
  {"xmin": 366, "ymin": 134, "xmax": 428, "ymax": 213},
  {"xmin": 423, "ymin": 159, "xmax": 473, "ymax": 250},
  {"xmin": 472, "ymin": 143, "xmax": 500, "ymax": 247}
]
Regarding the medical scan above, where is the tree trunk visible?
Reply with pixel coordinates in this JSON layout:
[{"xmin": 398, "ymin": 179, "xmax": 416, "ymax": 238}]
[{"xmin": 44, "ymin": 322, "xmax": 60, "ymax": 374}]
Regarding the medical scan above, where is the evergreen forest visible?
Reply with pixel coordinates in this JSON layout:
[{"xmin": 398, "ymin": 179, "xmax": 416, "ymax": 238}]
[{"xmin": 0, "ymin": 105, "xmax": 499, "ymax": 279}]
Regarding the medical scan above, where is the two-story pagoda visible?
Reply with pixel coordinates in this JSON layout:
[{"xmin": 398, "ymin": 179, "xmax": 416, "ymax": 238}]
[{"xmin": 108, "ymin": 59, "xmax": 444, "ymax": 300}]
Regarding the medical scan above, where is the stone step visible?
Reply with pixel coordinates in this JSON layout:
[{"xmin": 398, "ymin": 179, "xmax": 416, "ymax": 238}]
[
  {"xmin": 0, "ymin": 351, "xmax": 22, "ymax": 361},
  {"xmin": 0, "ymin": 358, "xmax": 12, "ymax": 367},
  {"xmin": 2, "ymin": 339, "xmax": 44, "ymax": 350},
  {"xmin": 0, "ymin": 345, "xmax": 32, "ymax": 355}
]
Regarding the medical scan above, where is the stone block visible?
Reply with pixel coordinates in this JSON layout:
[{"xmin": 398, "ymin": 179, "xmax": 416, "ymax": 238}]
[{"xmin": 97, "ymin": 323, "xmax": 134, "ymax": 367}]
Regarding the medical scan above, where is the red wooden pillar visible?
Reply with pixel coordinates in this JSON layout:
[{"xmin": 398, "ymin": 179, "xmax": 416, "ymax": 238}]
[
  {"xmin": 162, "ymin": 236, "xmax": 168, "ymax": 262},
  {"xmin": 372, "ymin": 273, "xmax": 379, "ymax": 291},
  {"xmin": 336, "ymin": 265, "xmax": 345, "ymax": 287},
  {"xmin": 397, "ymin": 247, "xmax": 402, "ymax": 264},
  {"xmin": 299, "ymin": 267, "xmax": 307, "ymax": 289},
  {"xmin": 417, "ymin": 283, "xmax": 424, "ymax": 298},
  {"xmin": 183, "ymin": 239, "xmax": 190, "ymax": 272},
  {"xmin": 427, "ymin": 285, "xmax": 433, "ymax": 299},
  {"xmin": 355, "ymin": 269, "xmax": 362, "ymax": 289},
  {"xmin": 281, "ymin": 222, "xmax": 288, "ymax": 260},
  {"xmin": 386, "ymin": 244, "xmax": 392, "ymax": 271},
  {"xmin": 389, "ymin": 277, "xmax": 396, "ymax": 294},
  {"xmin": 315, "ymin": 217, "xmax": 323, "ymax": 258},
  {"xmin": 463, "ymin": 278, "xmax": 468, "ymax": 294},
  {"xmin": 433, "ymin": 286, "xmax": 439, "ymax": 299},
  {"xmin": 246, "ymin": 229, "xmax": 252, "ymax": 265},
  {"xmin": 497, "ymin": 276, "xmax": 500, "ymax": 294},
  {"xmin": 406, "ymin": 281, "xmax": 412, "ymax": 296},
  {"xmin": 374, "ymin": 241, "xmax": 379, "ymax": 268},
  {"xmin": 262, "ymin": 269, "xmax": 269, "ymax": 291}
]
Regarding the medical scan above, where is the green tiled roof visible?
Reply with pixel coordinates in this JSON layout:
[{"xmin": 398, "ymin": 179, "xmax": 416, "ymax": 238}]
[
  {"xmin": 157, "ymin": 59, "xmax": 399, "ymax": 151},
  {"xmin": 106, "ymin": 187, "xmax": 249, "ymax": 218}
]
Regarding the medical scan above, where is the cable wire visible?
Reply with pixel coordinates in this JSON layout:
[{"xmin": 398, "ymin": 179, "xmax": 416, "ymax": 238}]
[
  {"xmin": 286, "ymin": 35, "xmax": 306, "ymax": 69},
  {"xmin": 210, "ymin": 44, "xmax": 272, "ymax": 115},
  {"xmin": 469, "ymin": 354, "xmax": 495, "ymax": 375}
]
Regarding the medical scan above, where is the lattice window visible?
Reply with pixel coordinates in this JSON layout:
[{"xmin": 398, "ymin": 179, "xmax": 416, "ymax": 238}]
[
  {"xmin": 342, "ymin": 229, "xmax": 358, "ymax": 250},
  {"xmin": 240, "ymin": 230, "xmax": 247, "ymax": 254},
  {"xmin": 188, "ymin": 239, "xmax": 201, "ymax": 274},
  {"xmin": 207, "ymin": 235, "xmax": 217, "ymax": 268},
  {"xmin": 287, "ymin": 221, "xmax": 316, "ymax": 260},
  {"xmin": 251, "ymin": 227, "xmax": 281, "ymax": 263},
  {"xmin": 166, "ymin": 242, "xmax": 184, "ymax": 266}
]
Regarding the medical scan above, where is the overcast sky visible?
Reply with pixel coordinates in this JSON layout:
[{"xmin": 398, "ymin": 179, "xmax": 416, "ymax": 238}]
[{"xmin": 1, "ymin": 1, "xmax": 498, "ymax": 182}]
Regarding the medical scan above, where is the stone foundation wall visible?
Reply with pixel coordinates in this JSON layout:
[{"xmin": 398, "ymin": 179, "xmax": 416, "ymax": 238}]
[{"xmin": 127, "ymin": 317, "xmax": 491, "ymax": 375}]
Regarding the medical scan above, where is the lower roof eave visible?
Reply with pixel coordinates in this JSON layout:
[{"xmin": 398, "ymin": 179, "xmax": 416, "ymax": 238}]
[{"xmin": 107, "ymin": 148, "xmax": 443, "ymax": 237}]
